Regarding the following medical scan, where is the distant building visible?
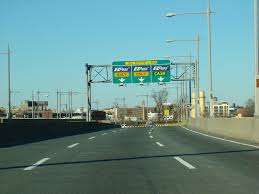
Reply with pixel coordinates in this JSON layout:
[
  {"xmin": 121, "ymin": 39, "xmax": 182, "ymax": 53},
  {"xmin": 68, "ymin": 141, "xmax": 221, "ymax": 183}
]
[
  {"xmin": 20, "ymin": 100, "xmax": 48, "ymax": 111},
  {"xmin": 17, "ymin": 100, "xmax": 52, "ymax": 118},
  {"xmin": 148, "ymin": 112, "xmax": 160, "ymax": 121},
  {"xmin": 213, "ymin": 101, "xmax": 230, "ymax": 118}
]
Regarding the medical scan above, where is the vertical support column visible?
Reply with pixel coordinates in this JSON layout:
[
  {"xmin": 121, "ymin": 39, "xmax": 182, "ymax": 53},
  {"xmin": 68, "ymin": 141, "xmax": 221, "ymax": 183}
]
[
  {"xmin": 146, "ymin": 93, "xmax": 149, "ymax": 121},
  {"xmin": 32, "ymin": 90, "xmax": 34, "ymax": 119},
  {"xmin": 59, "ymin": 93, "xmax": 62, "ymax": 118},
  {"xmin": 255, "ymin": 0, "xmax": 259, "ymax": 117},
  {"xmin": 85, "ymin": 63, "xmax": 92, "ymax": 122},
  {"xmin": 208, "ymin": 0, "xmax": 214, "ymax": 117},
  {"xmin": 56, "ymin": 90, "xmax": 59, "ymax": 119},
  {"xmin": 37, "ymin": 90, "xmax": 40, "ymax": 119}
]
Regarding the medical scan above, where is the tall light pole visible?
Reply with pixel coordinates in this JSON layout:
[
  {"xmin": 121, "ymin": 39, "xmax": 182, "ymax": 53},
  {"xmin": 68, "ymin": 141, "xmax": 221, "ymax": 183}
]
[
  {"xmin": 69, "ymin": 91, "xmax": 80, "ymax": 118},
  {"xmin": 0, "ymin": 45, "xmax": 12, "ymax": 119},
  {"xmin": 115, "ymin": 97, "xmax": 126, "ymax": 124},
  {"xmin": 164, "ymin": 55, "xmax": 195, "ymax": 117},
  {"xmin": 137, "ymin": 93, "xmax": 149, "ymax": 121},
  {"xmin": 255, "ymin": 0, "xmax": 259, "ymax": 117},
  {"xmin": 166, "ymin": 0, "xmax": 214, "ymax": 117},
  {"xmin": 166, "ymin": 35, "xmax": 200, "ymax": 117}
]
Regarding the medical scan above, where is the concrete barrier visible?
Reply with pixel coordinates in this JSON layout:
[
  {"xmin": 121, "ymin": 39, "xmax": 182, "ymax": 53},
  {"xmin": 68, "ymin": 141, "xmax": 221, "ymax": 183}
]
[
  {"xmin": 186, "ymin": 118, "xmax": 259, "ymax": 144},
  {"xmin": 0, "ymin": 119, "xmax": 118, "ymax": 148}
]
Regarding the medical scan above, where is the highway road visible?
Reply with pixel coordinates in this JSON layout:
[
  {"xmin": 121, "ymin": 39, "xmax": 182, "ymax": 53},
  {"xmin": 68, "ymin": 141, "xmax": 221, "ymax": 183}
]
[{"xmin": 0, "ymin": 125, "xmax": 259, "ymax": 194}]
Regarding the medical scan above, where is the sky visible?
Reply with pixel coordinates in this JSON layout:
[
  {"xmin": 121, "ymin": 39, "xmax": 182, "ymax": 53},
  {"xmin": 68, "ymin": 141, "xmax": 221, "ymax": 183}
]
[{"xmin": 0, "ymin": 0, "xmax": 255, "ymax": 109}]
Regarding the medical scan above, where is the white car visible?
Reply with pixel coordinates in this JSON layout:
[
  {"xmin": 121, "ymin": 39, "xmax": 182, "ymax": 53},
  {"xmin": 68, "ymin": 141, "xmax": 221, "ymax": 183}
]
[{"xmin": 121, "ymin": 124, "xmax": 128, "ymax": 128}]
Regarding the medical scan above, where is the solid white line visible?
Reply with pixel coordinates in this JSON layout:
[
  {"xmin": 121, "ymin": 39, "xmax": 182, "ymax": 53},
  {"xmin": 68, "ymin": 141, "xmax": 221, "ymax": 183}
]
[
  {"xmin": 88, "ymin": 136, "xmax": 96, "ymax": 140},
  {"xmin": 102, "ymin": 133, "xmax": 108, "ymax": 135},
  {"xmin": 180, "ymin": 126, "xmax": 259, "ymax": 149},
  {"xmin": 156, "ymin": 142, "xmax": 164, "ymax": 147},
  {"xmin": 24, "ymin": 158, "xmax": 50, "ymax": 171},
  {"xmin": 67, "ymin": 143, "xmax": 79, "ymax": 148},
  {"xmin": 150, "ymin": 136, "xmax": 154, "ymax": 139},
  {"xmin": 174, "ymin": 157, "xmax": 196, "ymax": 169}
]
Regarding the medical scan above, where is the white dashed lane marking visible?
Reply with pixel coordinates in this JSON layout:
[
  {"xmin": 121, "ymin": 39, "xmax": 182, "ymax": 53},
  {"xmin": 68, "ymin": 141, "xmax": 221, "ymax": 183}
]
[
  {"xmin": 24, "ymin": 158, "xmax": 50, "ymax": 171},
  {"xmin": 156, "ymin": 142, "xmax": 164, "ymax": 147},
  {"xmin": 174, "ymin": 157, "xmax": 196, "ymax": 169},
  {"xmin": 67, "ymin": 143, "xmax": 79, "ymax": 148}
]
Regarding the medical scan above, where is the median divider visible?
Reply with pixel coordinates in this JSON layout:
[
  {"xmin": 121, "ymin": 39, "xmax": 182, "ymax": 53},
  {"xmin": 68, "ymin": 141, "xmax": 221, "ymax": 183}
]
[
  {"xmin": 0, "ymin": 119, "xmax": 118, "ymax": 148},
  {"xmin": 185, "ymin": 118, "xmax": 259, "ymax": 145}
]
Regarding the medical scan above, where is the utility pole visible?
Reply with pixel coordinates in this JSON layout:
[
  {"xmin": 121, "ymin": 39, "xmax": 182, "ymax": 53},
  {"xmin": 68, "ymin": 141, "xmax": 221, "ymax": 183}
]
[
  {"xmin": 58, "ymin": 91, "xmax": 69, "ymax": 118},
  {"xmin": 69, "ymin": 91, "xmax": 79, "ymax": 118},
  {"xmin": 56, "ymin": 90, "xmax": 59, "ymax": 119},
  {"xmin": 1, "ymin": 46, "xmax": 12, "ymax": 119},
  {"xmin": 32, "ymin": 90, "xmax": 34, "ymax": 119},
  {"xmin": 7, "ymin": 45, "xmax": 11, "ymax": 119}
]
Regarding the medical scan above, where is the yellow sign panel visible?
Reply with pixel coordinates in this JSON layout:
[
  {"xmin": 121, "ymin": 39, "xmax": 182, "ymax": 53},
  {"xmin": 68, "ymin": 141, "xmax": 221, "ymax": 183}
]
[
  {"xmin": 164, "ymin": 109, "xmax": 170, "ymax": 116},
  {"xmin": 257, "ymin": 79, "xmax": 259, "ymax": 88},
  {"xmin": 154, "ymin": 71, "xmax": 166, "ymax": 76},
  {"xmin": 114, "ymin": 72, "xmax": 130, "ymax": 77},
  {"xmin": 125, "ymin": 60, "xmax": 157, "ymax": 65},
  {"xmin": 133, "ymin": 72, "xmax": 149, "ymax": 77}
]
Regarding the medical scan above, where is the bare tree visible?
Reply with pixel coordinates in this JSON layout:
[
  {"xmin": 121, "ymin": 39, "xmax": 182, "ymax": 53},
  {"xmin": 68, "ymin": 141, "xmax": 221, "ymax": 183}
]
[
  {"xmin": 245, "ymin": 98, "xmax": 255, "ymax": 117},
  {"xmin": 151, "ymin": 89, "xmax": 168, "ymax": 115}
]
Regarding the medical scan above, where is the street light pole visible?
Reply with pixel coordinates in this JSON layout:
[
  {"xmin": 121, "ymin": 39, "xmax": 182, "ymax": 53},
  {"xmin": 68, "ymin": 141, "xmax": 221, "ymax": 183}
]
[
  {"xmin": 7, "ymin": 45, "xmax": 11, "ymax": 119},
  {"xmin": 137, "ymin": 93, "xmax": 149, "ymax": 120},
  {"xmin": 166, "ymin": 0, "xmax": 214, "ymax": 117},
  {"xmin": 196, "ymin": 35, "xmax": 200, "ymax": 118},
  {"xmin": 207, "ymin": 0, "xmax": 214, "ymax": 117},
  {"xmin": 166, "ymin": 36, "xmax": 200, "ymax": 117},
  {"xmin": 255, "ymin": 0, "xmax": 259, "ymax": 117},
  {"xmin": 0, "ymin": 46, "xmax": 12, "ymax": 119}
]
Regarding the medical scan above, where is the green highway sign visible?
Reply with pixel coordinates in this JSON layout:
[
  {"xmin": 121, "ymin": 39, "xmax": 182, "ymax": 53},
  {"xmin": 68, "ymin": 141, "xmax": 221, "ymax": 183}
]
[
  {"xmin": 112, "ymin": 60, "xmax": 171, "ymax": 84},
  {"xmin": 132, "ymin": 66, "xmax": 151, "ymax": 83},
  {"xmin": 151, "ymin": 65, "xmax": 171, "ymax": 83},
  {"xmin": 112, "ymin": 66, "xmax": 132, "ymax": 84}
]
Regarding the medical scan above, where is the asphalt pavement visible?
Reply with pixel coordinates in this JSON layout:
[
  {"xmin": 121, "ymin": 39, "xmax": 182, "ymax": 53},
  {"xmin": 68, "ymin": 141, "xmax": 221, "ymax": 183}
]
[{"xmin": 0, "ymin": 125, "xmax": 259, "ymax": 194}]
